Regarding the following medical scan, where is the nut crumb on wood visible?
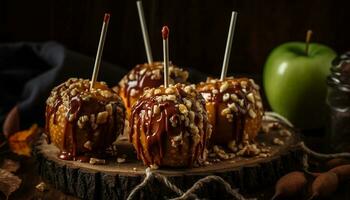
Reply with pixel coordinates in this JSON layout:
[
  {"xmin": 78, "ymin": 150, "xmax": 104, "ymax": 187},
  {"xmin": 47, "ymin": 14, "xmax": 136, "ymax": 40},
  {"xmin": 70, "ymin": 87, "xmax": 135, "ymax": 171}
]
[
  {"xmin": 89, "ymin": 158, "xmax": 106, "ymax": 165},
  {"xmin": 117, "ymin": 157, "xmax": 126, "ymax": 163},
  {"xmin": 279, "ymin": 129, "xmax": 292, "ymax": 137},
  {"xmin": 36, "ymin": 182, "xmax": 48, "ymax": 192},
  {"xmin": 273, "ymin": 138, "xmax": 284, "ymax": 145}
]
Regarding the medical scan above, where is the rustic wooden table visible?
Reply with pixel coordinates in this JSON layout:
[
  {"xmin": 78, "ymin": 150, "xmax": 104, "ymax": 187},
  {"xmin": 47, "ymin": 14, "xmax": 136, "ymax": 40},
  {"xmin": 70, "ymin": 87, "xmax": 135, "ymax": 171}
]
[{"xmin": 1, "ymin": 136, "xmax": 349, "ymax": 200}]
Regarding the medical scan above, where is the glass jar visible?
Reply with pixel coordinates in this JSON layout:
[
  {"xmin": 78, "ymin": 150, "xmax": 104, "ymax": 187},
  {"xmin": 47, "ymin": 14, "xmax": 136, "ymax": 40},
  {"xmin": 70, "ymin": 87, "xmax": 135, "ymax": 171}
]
[{"xmin": 326, "ymin": 52, "xmax": 350, "ymax": 152}]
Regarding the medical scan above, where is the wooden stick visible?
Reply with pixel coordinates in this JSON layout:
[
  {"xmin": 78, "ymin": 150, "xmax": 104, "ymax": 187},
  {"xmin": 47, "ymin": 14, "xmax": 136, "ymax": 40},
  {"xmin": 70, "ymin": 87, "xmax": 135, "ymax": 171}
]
[
  {"xmin": 305, "ymin": 30, "xmax": 313, "ymax": 56},
  {"xmin": 162, "ymin": 26, "xmax": 169, "ymax": 88},
  {"xmin": 136, "ymin": 1, "xmax": 153, "ymax": 64},
  {"xmin": 90, "ymin": 13, "xmax": 110, "ymax": 90},
  {"xmin": 220, "ymin": 11, "xmax": 238, "ymax": 81}
]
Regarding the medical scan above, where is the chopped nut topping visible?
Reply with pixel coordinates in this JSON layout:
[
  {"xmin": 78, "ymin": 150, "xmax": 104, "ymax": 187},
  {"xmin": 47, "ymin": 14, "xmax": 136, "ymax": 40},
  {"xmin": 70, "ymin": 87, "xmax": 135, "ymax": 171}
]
[
  {"xmin": 247, "ymin": 93, "xmax": 255, "ymax": 103},
  {"xmin": 67, "ymin": 114, "xmax": 75, "ymax": 122},
  {"xmin": 178, "ymin": 104, "xmax": 188, "ymax": 114},
  {"xmin": 184, "ymin": 85, "xmax": 193, "ymax": 93},
  {"xmin": 89, "ymin": 158, "xmax": 106, "ymax": 165},
  {"xmin": 150, "ymin": 164, "xmax": 159, "ymax": 169},
  {"xmin": 239, "ymin": 99, "xmax": 245, "ymax": 107},
  {"xmin": 36, "ymin": 182, "xmax": 48, "ymax": 192},
  {"xmin": 258, "ymin": 153, "xmax": 268, "ymax": 158},
  {"xmin": 236, "ymin": 143, "xmax": 261, "ymax": 156},
  {"xmin": 128, "ymin": 73, "xmax": 135, "ymax": 80},
  {"xmin": 231, "ymin": 94, "xmax": 238, "ymax": 101},
  {"xmin": 220, "ymin": 82, "xmax": 229, "ymax": 93},
  {"xmin": 221, "ymin": 108, "xmax": 231, "ymax": 116},
  {"xmin": 165, "ymin": 87, "xmax": 174, "ymax": 94},
  {"xmin": 188, "ymin": 111, "xmax": 195, "ymax": 122},
  {"xmin": 170, "ymin": 115, "xmax": 178, "ymax": 127},
  {"xmin": 96, "ymin": 111, "xmax": 109, "ymax": 124},
  {"xmin": 105, "ymin": 104, "xmax": 113, "ymax": 115},
  {"xmin": 100, "ymin": 90, "xmax": 113, "ymax": 98},
  {"xmin": 77, "ymin": 115, "xmax": 89, "ymax": 128},
  {"xmin": 228, "ymin": 140, "xmax": 238, "ymax": 152},
  {"xmin": 154, "ymin": 89, "xmax": 161, "ymax": 95},
  {"xmin": 273, "ymin": 138, "xmax": 284, "ymax": 145},
  {"xmin": 240, "ymin": 80, "xmax": 248, "ymax": 88},
  {"xmin": 279, "ymin": 129, "xmax": 292, "ymax": 137},
  {"xmin": 256, "ymin": 101, "xmax": 263, "ymax": 109},
  {"xmin": 223, "ymin": 93, "xmax": 230, "ymax": 102},
  {"xmin": 183, "ymin": 98, "xmax": 192, "ymax": 109},
  {"xmin": 228, "ymin": 102, "xmax": 238, "ymax": 112},
  {"xmin": 139, "ymin": 68, "xmax": 147, "ymax": 75},
  {"xmin": 70, "ymin": 88, "xmax": 78, "ymax": 96},
  {"xmin": 84, "ymin": 140, "xmax": 93, "ymax": 150},
  {"xmin": 190, "ymin": 124, "xmax": 199, "ymax": 134},
  {"xmin": 130, "ymin": 88, "xmax": 138, "ymax": 97},
  {"xmin": 117, "ymin": 157, "xmax": 126, "ymax": 163},
  {"xmin": 248, "ymin": 109, "xmax": 257, "ymax": 118},
  {"xmin": 255, "ymin": 94, "xmax": 261, "ymax": 101},
  {"xmin": 167, "ymin": 95, "xmax": 177, "ymax": 102}
]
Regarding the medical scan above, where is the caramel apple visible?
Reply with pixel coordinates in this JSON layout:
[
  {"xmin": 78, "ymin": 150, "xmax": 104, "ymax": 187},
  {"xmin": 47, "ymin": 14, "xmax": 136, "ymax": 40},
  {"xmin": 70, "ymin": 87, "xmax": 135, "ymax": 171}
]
[
  {"xmin": 129, "ymin": 84, "xmax": 211, "ymax": 168},
  {"xmin": 196, "ymin": 77, "xmax": 263, "ymax": 145},
  {"xmin": 118, "ymin": 62, "xmax": 189, "ymax": 117},
  {"xmin": 45, "ymin": 78, "xmax": 125, "ymax": 161}
]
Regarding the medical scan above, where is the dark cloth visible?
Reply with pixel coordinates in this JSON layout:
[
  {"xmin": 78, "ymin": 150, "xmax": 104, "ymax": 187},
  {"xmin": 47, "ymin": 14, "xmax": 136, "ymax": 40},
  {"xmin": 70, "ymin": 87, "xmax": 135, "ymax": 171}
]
[{"xmin": 0, "ymin": 42, "xmax": 127, "ymax": 131}]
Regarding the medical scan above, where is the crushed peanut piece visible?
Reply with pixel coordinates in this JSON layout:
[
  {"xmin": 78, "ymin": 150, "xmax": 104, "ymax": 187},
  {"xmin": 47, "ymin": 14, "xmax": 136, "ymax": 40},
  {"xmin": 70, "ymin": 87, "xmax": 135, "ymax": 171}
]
[
  {"xmin": 36, "ymin": 182, "xmax": 48, "ymax": 192},
  {"xmin": 117, "ymin": 157, "xmax": 126, "ymax": 163},
  {"xmin": 89, "ymin": 158, "xmax": 106, "ymax": 165}
]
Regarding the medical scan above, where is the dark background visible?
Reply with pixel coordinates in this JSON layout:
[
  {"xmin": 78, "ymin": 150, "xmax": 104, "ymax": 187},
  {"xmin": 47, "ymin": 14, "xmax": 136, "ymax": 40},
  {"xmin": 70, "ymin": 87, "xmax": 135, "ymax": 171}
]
[{"xmin": 0, "ymin": 0, "xmax": 349, "ymax": 76}]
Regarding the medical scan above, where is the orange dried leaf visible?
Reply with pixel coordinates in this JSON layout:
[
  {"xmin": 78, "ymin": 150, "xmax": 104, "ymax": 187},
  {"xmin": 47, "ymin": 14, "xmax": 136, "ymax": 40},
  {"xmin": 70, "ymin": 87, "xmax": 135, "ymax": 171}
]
[{"xmin": 9, "ymin": 124, "xmax": 39, "ymax": 156}]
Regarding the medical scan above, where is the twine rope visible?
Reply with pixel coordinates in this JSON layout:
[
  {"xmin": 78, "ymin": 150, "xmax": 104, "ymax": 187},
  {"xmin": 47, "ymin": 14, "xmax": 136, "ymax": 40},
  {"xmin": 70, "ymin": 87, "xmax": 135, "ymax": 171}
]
[{"xmin": 127, "ymin": 168, "xmax": 255, "ymax": 200}]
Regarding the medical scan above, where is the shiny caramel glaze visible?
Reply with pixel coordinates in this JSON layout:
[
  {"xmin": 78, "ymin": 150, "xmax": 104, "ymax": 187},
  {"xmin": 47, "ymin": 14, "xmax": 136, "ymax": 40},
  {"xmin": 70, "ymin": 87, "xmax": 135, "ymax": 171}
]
[
  {"xmin": 118, "ymin": 62, "xmax": 189, "ymax": 117},
  {"xmin": 196, "ymin": 77, "xmax": 263, "ymax": 146},
  {"xmin": 129, "ymin": 84, "xmax": 212, "ymax": 168},
  {"xmin": 45, "ymin": 78, "xmax": 125, "ymax": 161}
]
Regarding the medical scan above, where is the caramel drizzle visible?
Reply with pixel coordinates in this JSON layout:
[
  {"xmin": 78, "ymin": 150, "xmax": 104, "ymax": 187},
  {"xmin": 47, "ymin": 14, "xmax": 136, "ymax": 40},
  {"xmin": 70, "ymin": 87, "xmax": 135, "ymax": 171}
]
[
  {"xmin": 45, "ymin": 84, "xmax": 82, "ymax": 160},
  {"xmin": 130, "ymin": 86, "xmax": 208, "ymax": 166}
]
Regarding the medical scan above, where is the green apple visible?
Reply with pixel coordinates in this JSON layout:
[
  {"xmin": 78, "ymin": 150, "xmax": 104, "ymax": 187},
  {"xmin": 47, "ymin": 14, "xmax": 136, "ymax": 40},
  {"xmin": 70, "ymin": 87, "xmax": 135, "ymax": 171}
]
[{"xmin": 263, "ymin": 42, "xmax": 337, "ymax": 129}]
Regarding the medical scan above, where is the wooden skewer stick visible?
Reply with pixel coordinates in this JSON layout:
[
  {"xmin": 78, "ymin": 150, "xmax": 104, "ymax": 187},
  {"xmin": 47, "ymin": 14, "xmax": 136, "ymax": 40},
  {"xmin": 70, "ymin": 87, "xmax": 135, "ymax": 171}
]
[
  {"xmin": 162, "ymin": 26, "xmax": 169, "ymax": 88},
  {"xmin": 220, "ymin": 11, "xmax": 238, "ymax": 81},
  {"xmin": 136, "ymin": 1, "xmax": 153, "ymax": 64},
  {"xmin": 305, "ymin": 30, "xmax": 313, "ymax": 56},
  {"xmin": 90, "ymin": 13, "xmax": 110, "ymax": 90}
]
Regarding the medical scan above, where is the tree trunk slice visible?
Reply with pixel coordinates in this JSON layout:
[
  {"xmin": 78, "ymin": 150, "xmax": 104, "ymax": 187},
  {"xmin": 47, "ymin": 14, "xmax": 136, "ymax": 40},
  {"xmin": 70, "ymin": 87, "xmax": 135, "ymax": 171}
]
[{"xmin": 33, "ymin": 122, "xmax": 303, "ymax": 200}]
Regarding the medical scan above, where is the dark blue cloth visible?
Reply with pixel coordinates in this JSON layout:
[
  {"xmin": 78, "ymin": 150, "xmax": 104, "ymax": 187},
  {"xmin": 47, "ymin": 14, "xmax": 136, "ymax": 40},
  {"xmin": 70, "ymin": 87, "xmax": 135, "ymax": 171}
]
[{"xmin": 0, "ymin": 41, "xmax": 127, "ymax": 131}]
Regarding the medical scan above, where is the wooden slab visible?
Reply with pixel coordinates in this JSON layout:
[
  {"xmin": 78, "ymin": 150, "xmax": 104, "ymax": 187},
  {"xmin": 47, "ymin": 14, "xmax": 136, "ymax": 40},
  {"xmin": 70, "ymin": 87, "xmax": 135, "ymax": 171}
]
[{"xmin": 33, "ymin": 122, "xmax": 304, "ymax": 200}]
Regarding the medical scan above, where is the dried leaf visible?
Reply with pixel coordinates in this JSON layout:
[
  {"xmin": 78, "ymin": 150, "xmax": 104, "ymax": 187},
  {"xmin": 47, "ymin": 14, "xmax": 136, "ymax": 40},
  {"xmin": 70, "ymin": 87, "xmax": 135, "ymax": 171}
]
[
  {"xmin": 9, "ymin": 124, "xmax": 39, "ymax": 156},
  {"xmin": 1, "ymin": 159, "xmax": 20, "ymax": 173},
  {"xmin": 0, "ymin": 169, "xmax": 21, "ymax": 198}
]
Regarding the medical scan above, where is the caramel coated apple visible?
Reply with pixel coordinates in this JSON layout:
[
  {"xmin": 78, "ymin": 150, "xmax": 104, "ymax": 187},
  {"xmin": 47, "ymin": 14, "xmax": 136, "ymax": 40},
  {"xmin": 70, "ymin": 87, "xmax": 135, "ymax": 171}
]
[
  {"xmin": 129, "ymin": 84, "xmax": 211, "ymax": 168},
  {"xmin": 45, "ymin": 78, "xmax": 125, "ymax": 161},
  {"xmin": 196, "ymin": 77, "xmax": 263, "ymax": 145}
]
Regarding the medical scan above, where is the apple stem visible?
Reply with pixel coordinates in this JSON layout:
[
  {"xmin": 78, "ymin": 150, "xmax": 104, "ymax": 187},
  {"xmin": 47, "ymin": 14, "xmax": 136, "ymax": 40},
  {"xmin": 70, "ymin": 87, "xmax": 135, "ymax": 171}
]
[{"xmin": 305, "ymin": 30, "xmax": 313, "ymax": 56}]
